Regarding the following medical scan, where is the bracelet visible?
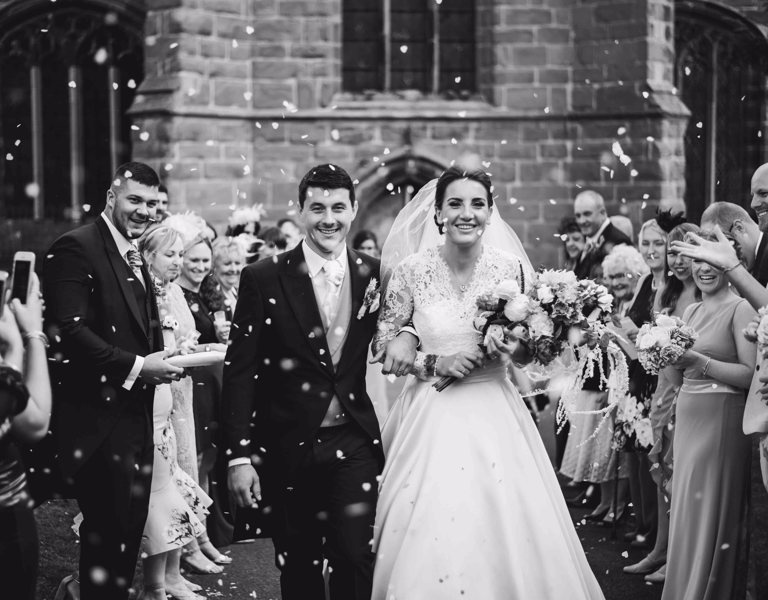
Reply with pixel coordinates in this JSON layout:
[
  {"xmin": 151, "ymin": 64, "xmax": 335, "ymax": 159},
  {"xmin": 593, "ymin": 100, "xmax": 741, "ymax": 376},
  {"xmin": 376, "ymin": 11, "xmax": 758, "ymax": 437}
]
[
  {"xmin": 722, "ymin": 261, "xmax": 742, "ymax": 273},
  {"xmin": 702, "ymin": 357, "xmax": 712, "ymax": 377},
  {"xmin": 425, "ymin": 354, "xmax": 439, "ymax": 377},
  {"xmin": 23, "ymin": 331, "xmax": 49, "ymax": 348}
]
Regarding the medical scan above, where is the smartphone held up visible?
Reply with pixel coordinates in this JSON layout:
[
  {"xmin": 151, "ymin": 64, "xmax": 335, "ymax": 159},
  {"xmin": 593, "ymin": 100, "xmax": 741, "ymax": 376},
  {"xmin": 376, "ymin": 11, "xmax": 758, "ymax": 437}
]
[{"xmin": 10, "ymin": 251, "xmax": 35, "ymax": 304}]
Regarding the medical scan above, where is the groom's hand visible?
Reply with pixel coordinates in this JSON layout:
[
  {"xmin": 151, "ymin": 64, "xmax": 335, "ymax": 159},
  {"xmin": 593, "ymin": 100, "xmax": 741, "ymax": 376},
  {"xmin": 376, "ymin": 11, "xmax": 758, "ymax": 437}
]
[
  {"xmin": 229, "ymin": 463, "xmax": 262, "ymax": 508},
  {"xmin": 377, "ymin": 332, "xmax": 418, "ymax": 376}
]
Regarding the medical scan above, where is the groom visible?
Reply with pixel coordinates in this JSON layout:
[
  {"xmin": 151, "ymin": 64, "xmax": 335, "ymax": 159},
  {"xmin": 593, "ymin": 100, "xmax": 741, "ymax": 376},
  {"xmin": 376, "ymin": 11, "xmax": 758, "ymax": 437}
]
[{"xmin": 222, "ymin": 164, "xmax": 415, "ymax": 600}]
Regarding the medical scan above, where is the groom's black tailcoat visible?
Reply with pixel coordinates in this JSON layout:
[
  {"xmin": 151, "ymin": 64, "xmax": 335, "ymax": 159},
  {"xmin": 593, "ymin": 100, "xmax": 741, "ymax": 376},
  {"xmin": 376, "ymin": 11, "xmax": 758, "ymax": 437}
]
[
  {"xmin": 222, "ymin": 243, "xmax": 384, "ymax": 600},
  {"xmin": 41, "ymin": 217, "xmax": 162, "ymax": 599}
]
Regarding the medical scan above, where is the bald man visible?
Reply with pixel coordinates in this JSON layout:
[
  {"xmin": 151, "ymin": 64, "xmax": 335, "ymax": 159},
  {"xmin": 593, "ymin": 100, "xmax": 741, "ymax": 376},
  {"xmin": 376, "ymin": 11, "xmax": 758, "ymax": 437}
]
[{"xmin": 572, "ymin": 190, "xmax": 632, "ymax": 279}]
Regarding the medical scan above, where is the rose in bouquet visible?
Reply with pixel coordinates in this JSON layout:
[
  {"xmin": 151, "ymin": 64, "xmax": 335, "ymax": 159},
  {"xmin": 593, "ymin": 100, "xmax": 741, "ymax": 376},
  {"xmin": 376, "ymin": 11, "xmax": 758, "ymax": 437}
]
[{"xmin": 635, "ymin": 313, "xmax": 697, "ymax": 375}]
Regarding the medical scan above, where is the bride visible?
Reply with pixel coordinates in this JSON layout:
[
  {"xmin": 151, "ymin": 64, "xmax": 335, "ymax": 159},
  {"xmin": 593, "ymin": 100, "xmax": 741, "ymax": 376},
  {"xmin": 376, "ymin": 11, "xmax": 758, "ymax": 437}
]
[{"xmin": 371, "ymin": 166, "xmax": 605, "ymax": 599}]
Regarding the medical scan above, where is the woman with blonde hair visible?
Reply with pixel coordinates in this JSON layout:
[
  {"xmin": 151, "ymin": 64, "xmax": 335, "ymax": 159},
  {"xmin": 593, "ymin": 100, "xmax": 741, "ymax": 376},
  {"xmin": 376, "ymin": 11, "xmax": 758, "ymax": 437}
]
[{"xmin": 138, "ymin": 225, "xmax": 212, "ymax": 599}]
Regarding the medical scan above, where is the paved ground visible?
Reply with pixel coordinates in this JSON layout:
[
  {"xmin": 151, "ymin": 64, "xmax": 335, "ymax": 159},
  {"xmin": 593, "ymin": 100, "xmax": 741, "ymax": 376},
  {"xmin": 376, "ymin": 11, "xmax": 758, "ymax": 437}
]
[{"xmin": 184, "ymin": 503, "xmax": 663, "ymax": 600}]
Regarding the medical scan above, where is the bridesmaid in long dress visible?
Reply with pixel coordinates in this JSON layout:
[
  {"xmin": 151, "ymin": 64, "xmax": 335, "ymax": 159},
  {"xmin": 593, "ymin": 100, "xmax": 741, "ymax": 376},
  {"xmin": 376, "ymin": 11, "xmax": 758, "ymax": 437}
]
[
  {"xmin": 661, "ymin": 233, "xmax": 755, "ymax": 600},
  {"xmin": 624, "ymin": 223, "xmax": 700, "ymax": 583}
]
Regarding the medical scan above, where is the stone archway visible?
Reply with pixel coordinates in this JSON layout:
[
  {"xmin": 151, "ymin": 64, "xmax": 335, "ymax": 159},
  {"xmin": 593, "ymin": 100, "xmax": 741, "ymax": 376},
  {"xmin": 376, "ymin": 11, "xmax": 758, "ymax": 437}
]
[{"xmin": 353, "ymin": 149, "xmax": 445, "ymax": 249}]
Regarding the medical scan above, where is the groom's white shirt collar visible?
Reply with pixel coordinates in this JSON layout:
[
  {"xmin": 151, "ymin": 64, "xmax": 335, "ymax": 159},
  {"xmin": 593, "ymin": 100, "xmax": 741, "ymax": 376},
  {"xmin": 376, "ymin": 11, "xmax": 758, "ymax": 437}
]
[{"xmin": 302, "ymin": 240, "xmax": 347, "ymax": 278}]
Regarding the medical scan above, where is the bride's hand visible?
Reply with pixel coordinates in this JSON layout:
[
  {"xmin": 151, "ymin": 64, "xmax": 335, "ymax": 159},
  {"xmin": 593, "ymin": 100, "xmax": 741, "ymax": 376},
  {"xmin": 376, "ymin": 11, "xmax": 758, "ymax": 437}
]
[
  {"xmin": 436, "ymin": 349, "xmax": 484, "ymax": 379},
  {"xmin": 486, "ymin": 335, "xmax": 531, "ymax": 365}
]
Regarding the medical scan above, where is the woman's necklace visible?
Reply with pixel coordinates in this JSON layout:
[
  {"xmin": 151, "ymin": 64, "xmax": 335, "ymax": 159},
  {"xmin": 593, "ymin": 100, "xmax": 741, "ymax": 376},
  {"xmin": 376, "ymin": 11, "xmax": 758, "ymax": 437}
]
[{"xmin": 443, "ymin": 251, "xmax": 479, "ymax": 294}]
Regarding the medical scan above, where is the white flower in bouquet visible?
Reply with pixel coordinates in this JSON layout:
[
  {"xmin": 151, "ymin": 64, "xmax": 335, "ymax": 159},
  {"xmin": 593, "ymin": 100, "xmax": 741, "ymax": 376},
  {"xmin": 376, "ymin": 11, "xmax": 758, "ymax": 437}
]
[
  {"xmin": 538, "ymin": 269, "xmax": 577, "ymax": 288},
  {"xmin": 634, "ymin": 418, "xmax": 654, "ymax": 449},
  {"xmin": 536, "ymin": 284, "xmax": 554, "ymax": 304},
  {"xmin": 654, "ymin": 314, "xmax": 678, "ymax": 330},
  {"xmin": 484, "ymin": 324, "xmax": 506, "ymax": 347},
  {"xmin": 529, "ymin": 311, "xmax": 555, "ymax": 338},
  {"xmin": 503, "ymin": 294, "xmax": 533, "ymax": 322},
  {"xmin": 597, "ymin": 289, "xmax": 613, "ymax": 313},
  {"xmin": 493, "ymin": 279, "xmax": 521, "ymax": 301}
]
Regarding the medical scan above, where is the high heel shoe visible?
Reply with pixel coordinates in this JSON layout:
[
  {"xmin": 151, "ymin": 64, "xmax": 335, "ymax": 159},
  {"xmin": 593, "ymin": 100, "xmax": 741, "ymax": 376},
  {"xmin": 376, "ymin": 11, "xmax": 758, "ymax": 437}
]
[
  {"xmin": 584, "ymin": 507, "xmax": 610, "ymax": 522},
  {"xmin": 180, "ymin": 549, "xmax": 223, "ymax": 575},
  {"xmin": 622, "ymin": 555, "xmax": 666, "ymax": 575},
  {"xmin": 198, "ymin": 536, "xmax": 233, "ymax": 565}
]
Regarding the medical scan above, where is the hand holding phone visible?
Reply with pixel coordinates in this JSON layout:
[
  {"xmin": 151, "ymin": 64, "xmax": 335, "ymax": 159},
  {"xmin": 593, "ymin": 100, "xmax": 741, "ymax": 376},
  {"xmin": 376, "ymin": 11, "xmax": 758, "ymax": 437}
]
[
  {"xmin": 11, "ymin": 251, "xmax": 35, "ymax": 304},
  {"xmin": 0, "ymin": 271, "xmax": 8, "ymax": 318}
]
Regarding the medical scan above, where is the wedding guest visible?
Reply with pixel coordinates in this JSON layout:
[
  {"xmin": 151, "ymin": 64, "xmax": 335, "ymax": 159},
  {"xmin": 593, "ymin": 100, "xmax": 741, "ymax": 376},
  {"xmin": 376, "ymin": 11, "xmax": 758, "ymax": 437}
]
[
  {"xmin": 624, "ymin": 223, "xmax": 700, "ymax": 584},
  {"xmin": 352, "ymin": 230, "xmax": 380, "ymax": 258},
  {"xmin": 278, "ymin": 217, "xmax": 303, "ymax": 250},
  {"xmin": 560, "ymin": 245, "xmax": 647, "ymax": 524},
  {"xmin": 671, "ymin": 164, "xmax": 768, "ymax": 599},
  {"xmin": 43, "ymin": 162, "xmax": 182, "ymax": 599},
  {"xmin": 165, "ymin": 215, "xmax": 231, "ymax": 573},
  {"xmin": 573, "ymin": 190, "xmax": 632, "ymax": 280},
  {"xmin": 620, "ymin": 218, "xmax": 674, "ymax": 552},
  {"xmin": 558, "ymin": 217, "xmax": 586, "ymax": 271},
  {"xmin": 256, "ymin": 226, "xmax": 288, "ymax": 261},
  {"xmin": 156, "ymin": 185, "xmax": 170, "ymax": 222},
  {"xmin": 662, "ymin": 231, "xmax": 755, "ymax": 600},
  {"xmin": 210, "ymin": 237, "xmax": 247, "ymax": 320},
  {"xmin": 0, "ymin": 274, "xmax": 51, "ymax": 600},
  {"xmin": 138, "ymin": 225, "xmax": 211, "ymax": 600},
  {"xmin": 610, "ymin": 215, "xmax": 635, "ymax": 243}
]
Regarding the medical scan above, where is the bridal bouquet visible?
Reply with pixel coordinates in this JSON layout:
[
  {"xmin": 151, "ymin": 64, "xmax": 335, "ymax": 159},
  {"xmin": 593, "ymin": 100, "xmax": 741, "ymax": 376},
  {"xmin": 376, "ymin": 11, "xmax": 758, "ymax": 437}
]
[
  {"xmin": 635, "ymin": 314, "xmax": 698, "ymax": 375},
  {"xmin": 433, "ymin": 271, "xmax": 615, "ymax": 392},
  {"xmin": 433, "ymin": 278, "xmax": 532, "ymax": 392}
]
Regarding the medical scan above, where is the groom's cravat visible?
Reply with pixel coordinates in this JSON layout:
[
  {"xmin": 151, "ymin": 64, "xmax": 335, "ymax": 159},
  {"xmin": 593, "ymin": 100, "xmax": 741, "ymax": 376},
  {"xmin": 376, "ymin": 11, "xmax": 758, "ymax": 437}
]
[
  {"xmin": 125, "ymin": 246, "xmax": 146, "ymax": 289},
  {"xmin": 322, "ymin": 259, "xmax": 344, "ymax": 327}
]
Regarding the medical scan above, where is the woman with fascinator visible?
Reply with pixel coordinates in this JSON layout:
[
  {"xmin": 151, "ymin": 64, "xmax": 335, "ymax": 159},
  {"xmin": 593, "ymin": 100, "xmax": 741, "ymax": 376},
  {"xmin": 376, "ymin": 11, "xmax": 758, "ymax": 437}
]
[{"xmin": 370, "ymin": 166, "xmax": 604, "ymax": 599}]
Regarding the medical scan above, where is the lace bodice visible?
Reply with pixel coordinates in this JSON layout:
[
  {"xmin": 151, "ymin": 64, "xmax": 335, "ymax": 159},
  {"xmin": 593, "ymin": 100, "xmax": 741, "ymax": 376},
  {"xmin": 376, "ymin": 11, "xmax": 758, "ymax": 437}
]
[{"xmin": 373, "ymin": 245, "xmax": 528, "ymax": 379}]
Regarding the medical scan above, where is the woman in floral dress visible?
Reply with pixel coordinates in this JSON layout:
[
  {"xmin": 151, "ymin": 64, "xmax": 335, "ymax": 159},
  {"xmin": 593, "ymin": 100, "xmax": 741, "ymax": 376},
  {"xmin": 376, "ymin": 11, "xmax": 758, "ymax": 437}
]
[{"xmin": 139, "ymin": 226, "xmax": 212, "ymax": 600}]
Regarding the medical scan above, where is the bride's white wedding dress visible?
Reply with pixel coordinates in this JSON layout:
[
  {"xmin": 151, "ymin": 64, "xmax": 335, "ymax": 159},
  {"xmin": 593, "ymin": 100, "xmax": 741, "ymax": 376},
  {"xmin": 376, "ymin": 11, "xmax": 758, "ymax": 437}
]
[{"xmin": 371, "ymin": 245, "xmax": 605, "ymax": 600}]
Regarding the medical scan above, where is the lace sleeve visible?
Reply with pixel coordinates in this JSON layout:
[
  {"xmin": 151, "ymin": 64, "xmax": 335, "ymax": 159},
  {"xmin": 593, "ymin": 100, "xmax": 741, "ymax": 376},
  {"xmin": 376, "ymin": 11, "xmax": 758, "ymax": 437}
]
[{"xmin": 372, "ymin": 259, "xmax": 431, "ymax": 379}]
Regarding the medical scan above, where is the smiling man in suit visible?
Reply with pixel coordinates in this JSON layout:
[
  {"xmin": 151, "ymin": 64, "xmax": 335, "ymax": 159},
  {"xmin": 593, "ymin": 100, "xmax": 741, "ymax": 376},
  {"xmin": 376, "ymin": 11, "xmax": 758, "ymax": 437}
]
[
  {"xmin": 223, "ymin": 164, "xmax": 415, "ymax": 600},
  {"xmin": 43, "ymin": 162, "xmax": 185, "ymax": 599}
]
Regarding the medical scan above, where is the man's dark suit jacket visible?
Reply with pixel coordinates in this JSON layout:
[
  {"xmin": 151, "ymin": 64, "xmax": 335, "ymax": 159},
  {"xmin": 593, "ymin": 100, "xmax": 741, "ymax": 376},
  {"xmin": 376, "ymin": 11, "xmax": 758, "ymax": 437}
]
[
  {"xmin": 753, "ymin": 233, "xmax": 768, "ymax": 287},
  {"xmin": 222, "ymin": 244, "xmax": 385, "ymax": 491},
  {"xmin": 42, "ymin": 217, "xmax": 162, "ymax": 482},
  {"xmin": 574, "ymin": 221, "xmax": 633, "ymax": 280}
]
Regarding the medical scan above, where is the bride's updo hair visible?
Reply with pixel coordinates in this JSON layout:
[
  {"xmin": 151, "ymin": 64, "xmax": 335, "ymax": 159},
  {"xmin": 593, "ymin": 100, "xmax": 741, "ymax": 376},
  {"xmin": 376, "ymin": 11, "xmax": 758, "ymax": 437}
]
[{"xmin": 433, "ymin": 166, "xmax": 493, "ymax": 234}]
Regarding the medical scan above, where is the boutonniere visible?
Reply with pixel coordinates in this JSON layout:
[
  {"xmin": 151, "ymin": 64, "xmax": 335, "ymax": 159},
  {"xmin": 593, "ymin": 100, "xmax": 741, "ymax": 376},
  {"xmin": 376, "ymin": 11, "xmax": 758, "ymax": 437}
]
[{"xmin": 357, "ymin": 277, "xmax": 381, "ymax": 320}]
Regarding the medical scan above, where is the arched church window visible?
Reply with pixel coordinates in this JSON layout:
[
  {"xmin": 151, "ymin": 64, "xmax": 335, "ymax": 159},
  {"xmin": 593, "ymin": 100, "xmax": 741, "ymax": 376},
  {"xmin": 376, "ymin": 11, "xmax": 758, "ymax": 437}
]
[
  {"xmin": 342, "ymin": 0, "xmax": 476, "ymax": 98},
  {"xmin": 675, "ymin": 3, "xmax": 767, "ymax": 223},
  {"xmin": 0, "ymin": 1, "xmax": 144, "ymax": 221}
]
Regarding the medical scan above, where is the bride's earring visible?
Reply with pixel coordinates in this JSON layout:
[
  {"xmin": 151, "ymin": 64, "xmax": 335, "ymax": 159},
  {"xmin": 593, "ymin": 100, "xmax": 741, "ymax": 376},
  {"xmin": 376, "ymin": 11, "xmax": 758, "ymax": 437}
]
[{"xmin": 434, "ymin": 214, "xmax": 445, "ymax": 235}]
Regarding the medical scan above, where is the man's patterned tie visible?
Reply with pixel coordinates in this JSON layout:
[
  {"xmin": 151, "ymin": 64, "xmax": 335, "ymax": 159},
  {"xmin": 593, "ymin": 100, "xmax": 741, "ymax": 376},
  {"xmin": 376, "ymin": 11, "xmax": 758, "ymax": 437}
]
[{"xmin": 126, "ymin": 247, "xmax": 145, "ymax": 288}]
